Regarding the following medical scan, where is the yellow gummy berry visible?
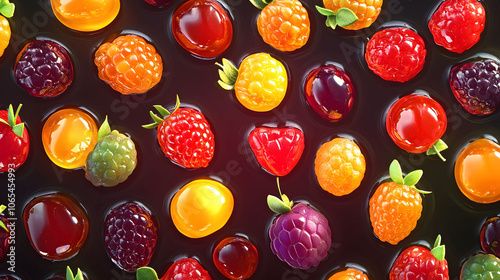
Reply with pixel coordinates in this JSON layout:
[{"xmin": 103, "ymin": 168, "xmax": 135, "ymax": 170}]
[
  {"xmin": 50, "ymin": 0, "xmax": 120, "ymax": 32},
  {"xmin": 0, "ymin": 16, "xmax": 11, "ymax": 57}
]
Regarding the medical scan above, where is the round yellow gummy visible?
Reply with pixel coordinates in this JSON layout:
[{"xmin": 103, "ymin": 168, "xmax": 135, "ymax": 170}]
[{"xmin": 50, "ymin": 0, "xmax": 120, "ymax": 32}]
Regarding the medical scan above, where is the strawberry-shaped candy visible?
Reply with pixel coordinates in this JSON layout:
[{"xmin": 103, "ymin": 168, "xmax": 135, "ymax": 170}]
[
  {"xmin": 217, "ymin": 54, "xmax": 288, "ymax": 112},
  {"xmin": 460, "ymin": 254, "xmax": 500, "ymax": 280},
  {"xmin": 365, "ymin": 27, "xmax": 426, "ymax": 82},
  {"xmin": 0, "ymin": 104, "xmax": 29, "ymax": 172},
  {"xmin": 104, "ymin": 202, "xmax": 158, "ymax": 271},
  {"xmin": 0, "ymin": 0, "xmax": 14, "ymax": 57},
  {"xmin": 0, "ymin": 205, "xmax": 10, "ymax": 260},
  {"xmin": 268, "ymin": 178, "xmax": 332, "ymax": 269},
  {"xmin": 386, "ymin": 94, "xmax": 448, "ymax": 161},
  {"xmin": 428, "ymin": 0, "xmax": 485, "ymax": 54},
  {"xmin": 369, "ymin": 160, "xmax": 430, "ymax": 245},
  {"xmin": 136, "ymin": 258, "xmax": 212, "ymax": 280},
  {"xmin": 85, "ymin": 117, "xmax": 137, "ymax": 187},
  {"xmin": 390, "ymin": 235, "xmax": 449, "ymax": 280},
  {"xmin": 316, "ymin": 0, "xmax": 382, "ymax": 30},
  {"xmin": 143, "ymin": 96, "xmax": 215, "ymax": 168},
  {"xmin": 14, "ymin": 40, "xmax": 73, "ymax": 98},
  {"xmin": 251, "ymin": 0, "xmax": 310, "ymax": 51},
  {"xmin": 248, "ymin": 126, "xmax": 305, "ymax": 176}
]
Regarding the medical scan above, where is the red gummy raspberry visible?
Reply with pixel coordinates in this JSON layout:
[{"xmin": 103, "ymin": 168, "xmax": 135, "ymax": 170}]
[
  {"xmin": 428, "ymin": 0, "xmax": 485, "ymax": 54},
  {"xmin": 365, "ymin": 27, "xmax": 426, "ymax": 82},
  {"xmin": 163, "ymin": 258, "xmax": 212, "ymax": 280}
]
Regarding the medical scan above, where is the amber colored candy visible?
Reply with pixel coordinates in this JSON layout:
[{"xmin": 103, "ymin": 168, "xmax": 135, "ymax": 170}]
[
  {"xmin": 94, "ymin": 35, "xmax": 163, "ymax": 95},
  {"xmin": 50, "ymin": 0, "xmax": 120, "ymax": 32},
  {"xmin": 42, "ymin": 108, "xmax": 98, "ymax": 169},
  {"xmin": 322, "ymin": 0, "xmax": 383, "ymax": 30},
  {"xmin": 455, "ymin": 138, "xmax": 500, "ymax": 204},
  {"xmin": 328, "ymin": 268, "xmax": 369, "ymax": 280},
  {"xmin": 257, "ymin": 0, "xmax": 310, "ymax": 52},
  {"xmin": 23, "ymin": 193, "xmax": 89, "ymax": 261},
  {"xmin": 0, "ymin": 16, "xmax": 10, "ymax": 57},
  {"xmin": 213, "ymin": 236, "xmax": 259, "ymax": 280},
  {"xmin": 314, "ymin": 138, "xmax": 366, "ymax": 196}
]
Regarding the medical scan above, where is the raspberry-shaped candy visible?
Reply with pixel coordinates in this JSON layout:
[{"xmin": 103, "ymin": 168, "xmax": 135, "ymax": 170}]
[
  {"xmin": 217, "ymin": 53, "xmax": 288, "ymax": 112},
  {"xmin": 85, "ymin": 118, "xmax": 137, "ymax": 187},
  {"xmin": 460, "ymin": 254, "xmax": 500, "ymax": 280},
  {"xmin": 0, "ymin": 206, "xmax": 10, "ymax": 260},
  {"xmin": 449, "ymin": 58, "xmax": 500, "ymax": 115},
  {"xmin": 94, "ymin": 35, "xmax": 162, "ymax": 95},
  {"xmin": 104, "ymin": 202, "xmax": 158, "ymax": 272},
  {"xmin": 314, "ymin": 137, "xmax": 366, "ymax": 196},
  {"xmin": 268, "ymin": 179, "xmax": 332, "ymax": 269},
  {"xmin": 365, "ymin": 27, "xmax": 426, "ymax": 82},
  {"xmin": 316, "ymin": 0, "xmax": 383, "ymax": 30},
  {"xmin": 0, "ymin": 1, "xmax": 14, "ymax": 57},
  {"xmin": 369, "ymin": 160, "xmax": 430, "ymax": 245},
  {"xmin": 14, "ymin": 40, "xmax": 73, "ymax": 98},
  {"xmin": 390, "ymin": 235, "xmax": 449, "ymax": 280},
  {"xmin": 428, "ymin": 0, "xmax": 485, "ymax": 54},
  {"xmin": 137, "ymin": 258, "xmax": 212, "ymax": 280},
  {"xmin": 252, "ymin": 0, "xmax": 310, "ymax": 52},
  {"xmin": 143, "ymin": 96, "xmax": 215, "ymax": 169}
]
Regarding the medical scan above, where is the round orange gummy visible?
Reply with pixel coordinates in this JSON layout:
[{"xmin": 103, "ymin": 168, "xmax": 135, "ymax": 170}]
[
  {"xmin": 328, "ymin": 268, "xmax": 369, "ymax": 280},
  {"xmin": 323, "ymin": 0, "xmax": 383, "ymax": 30},
  {"xmin": 455, "ymin": 138, "xmax": 500, "ymax": 204},
  {"xmin": 94, "ymin": 35, "xmax": 163, "ymax": 95},
  {"xmin": 0, "ymin": 16, "xmax": 10, "ymax": 57},
  {"xmin": 315, "ymin": 137, "xmax": 366, "ymax": 196},
  {"xmin": 257, "ymin": 0, "xmax": 310, "ymax": 52},
  {"xmin": 51, "ymin": 0, "xmax": 120, "ymax": 32}
]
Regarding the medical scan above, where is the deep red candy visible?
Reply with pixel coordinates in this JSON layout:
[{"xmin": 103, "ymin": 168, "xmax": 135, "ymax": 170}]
[
  {"xmin": 481, "ymin": 217, "xmax": 500, "ymax": 257},
  {"xmin": 213, "ymin": 236, "xmax": 259, "ymax": 280},
  {"xmin": 162, "ymin": 258, "xmax": 212, "ymax": 280},
  {"xmin": 390, "ymin": 246, "xmax": 449, "ymax": 280}
]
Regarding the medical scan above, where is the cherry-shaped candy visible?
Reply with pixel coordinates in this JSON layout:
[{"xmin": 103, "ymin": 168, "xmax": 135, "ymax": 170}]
[{"xmin": 213, "ymin": 236, "xmax": 259, "ymax": 279}]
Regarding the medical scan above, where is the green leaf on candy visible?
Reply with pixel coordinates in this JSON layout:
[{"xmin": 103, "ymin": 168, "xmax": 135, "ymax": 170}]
[
  {"xmin": 216, "ymin": 58, "xmax": 239, "ymax": 90},
  {"xmin": 430, "ymin": 235, "xmax": 446, "ymax": 261},
  {"xmin": 136, "ymin": 267, "xmax": 159, "ymax": 280},
  {"xmin": 268, "ymin": 195, "xmax": 291, "ymax": 214},
  {"xmin": 426, "ymin": 139, "xmax": 448, "ymax": 162},
  {"xmin": 0, "ymin": 205, "xmax": 7, "ymax": 232},
  {"xmin": 12, "ymin": 123, "xmax": 24, "ymax": 138},
  {"xmin": 149, "ymin": 111, "xmax": 164, "ymax": 124},
  {"xmin": 316, "ymin": 6, "xmax": 335, "ymax": 16},
  {"xmin": 7, "ymin": 104, "xmax": 15, "ymax": 128},
  {"xmin": 2, "ymin": 104, "xmax": 25, "ymax": 138},
  {"xmin": 249, "ymin": 0, "xmax": 274, "ymax": 9},
  {"xmin": 153, "ymin": 105, "xmax": 170, "ymax": 119},
  {"xmin": 66, "ymin": 267, "xmax": 84, "ymax": 280},
  {"xmin": 389, "ymin": 160, "xmax": 404, "ymax": 185},
  {"xmin": 336, "ymin": 8, "xmax": 358, "ymax": 27},
  {"xmin": 403, "ymin": 170, "xmax": 423, "ymax": 187},
  {"xmin": 0, "ymin": 0, "xmax": 14, "ymax": 18},
  {"xmin": 97, "ymin": 116, "xmax": 111, "ymax": 140}
]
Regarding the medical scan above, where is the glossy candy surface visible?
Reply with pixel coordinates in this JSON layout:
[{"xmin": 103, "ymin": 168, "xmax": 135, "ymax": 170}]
[
  {"xmin": 455, "ymin": 139, "xmax": 500, "ymax": 204},
  {"xmin": 170, "ymin": 179, "xmax": 234, "ymax": 238},
  {"xmin": 480, "ymin": 217, "xmax": 500, "ymax": 257},
  {"xmin": 23, "ymin": 193, "xmax": 89, "ymax": 261},
  {"xmin": 42, "ymin": 108, "xmax": 98, "ymax": 169},
  {"xmin": 0, "ymin": 106, "xmax": 29, "ymax": 172},
  {"xmin": 50, "ymin": 0, "xmax": 120, "ymax": 32},
  {"xmin": 304, "ymin": 65, "xmax": 355, "ymax": 121},
  {"xmin": 212, "ymin": 236, "xmax": 259, "ymax": 280},
  {"xmin": 172, "ymin": 0, "xmax": 233, "ymax": 58},
  {"xmin": 327, "ymin": 268, "xmax": 369, "ymax": 280}
]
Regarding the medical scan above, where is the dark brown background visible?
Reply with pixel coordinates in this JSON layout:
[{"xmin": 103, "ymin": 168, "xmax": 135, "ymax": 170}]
[{"xmin": 1, "ymin": 0, "xmax": 500, "ymax": 279}]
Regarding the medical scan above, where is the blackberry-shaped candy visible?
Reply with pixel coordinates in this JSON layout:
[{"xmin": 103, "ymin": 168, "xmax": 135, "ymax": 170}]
[
  {"xmin": 14, "ymin": 40, "xmax": 73, "ymax": 98},
  {"xmin": 104, "ymin": 202, "xmax": 158, "ymax": 272},
  {"xmin": 85, "ymin": 117, "xmax": 137, "ymax": 187},
  {"xmin": 449, "ymin": 58, "xmax": 500, "ymax": 115}
]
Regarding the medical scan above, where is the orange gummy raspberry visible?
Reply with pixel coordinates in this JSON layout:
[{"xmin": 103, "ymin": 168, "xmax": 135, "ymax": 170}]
[
  {"xmin": 328, "ymin": 268, "xmax": 369, "ymax": 280},
  {"xmin": 94, "ymin": 35, "xmax": 163, "ymax": 95},
  {"xmin": 257, "ymin": 0, "xmax": 310, "ymax": 52},
  {"xmin": 314, "ymin": 138, "xmax": 366, "ymax": 196},
  {"xmin": 0, "ymin": 16, "xmax": 10, "ymax": 57},
  {"xmin": 322, "ymin": 0, "xmax": 383, "ymax": 30},
  {"xmin": 369, "ymin": 182, "xmax": 422, "ymax": 245}
]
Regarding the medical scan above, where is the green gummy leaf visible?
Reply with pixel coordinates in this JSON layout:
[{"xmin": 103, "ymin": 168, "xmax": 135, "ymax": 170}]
[
  {"xmin": 136, "ymin": 267, "xmax": 159, "ymax": 280},
  {"xmin": 0, "ymin": 205, "xmax": 5, "ymax": 213},
  {"xmin": 153, "ymin": 105, "xmax": 170, "ymax": 119},
  {"xmin": 0, "ymin": 0, "xmax": 14, "ymax": 18},
  {"xmin": 249, "ymin": 0, "xmax": 269, "ymax": 9},
  {"xmin": 268, "ymin": 195, "xmax": 291, "ymax": 214},
  {"xmin": 74, "ymin": 269, "xmax": 84, "ymax": 280},
  {"xmin": 426, "ymin": 139, "xmax": 448, "ymax": 162},
  {"xmin": 326, "ymin": 16, "xmax": 337, "ymax": 29},
  {"xmin": 431, "ymin": 236, "xmax": 446, "ymax": 261},
  {"xmin": 7, "ymin": 104, "xmax": 15, "ymax": 127},
  {"xmin": 0, "ymin": 118, "xmax": 8, "ymax": 126},
  {"xmin": 389, "ymin": 160, "xmax": 404, "ymax": 185},
  {"xmin": 434, "ymin": 234, "xmax": 442, "ymax": 248},
  {"xmin": 12, "ymin": 123, "xmax": 24, "ymax": 138},
  {"xmin": 403, "ymin": 169, "xmax": 423, "ymax": 187},
  {"xmin": 316, "ymin": 6, "xmax": 335, "ymax": 16},
  {"xmin": 218, "ymin": 80, "xmax": 235, "ymax": 90},
  {"xmin": 66, "ymin": 267, "xmax": 74, "ymax": 280},
  {"xmin": 336, "ymin": 7, "xmax": 358, "ymax": 27},
  {"xmin": 0, "ymin": 221, "xmax": 7, "ymax": 233},
  {"xmin": 216, "ymin": 59, "xmax": 238, "ymax": 89},
  {"xmin": 150, "ymin": 111, "xmax": 164, "ymax": 125},
  {"xmin": 98, "ymin": 116, "xmax": 112, "ymax": 140},
  {"xmin": 142, "ymin": 123, "xmax": 159, "ymax": 129},
  {"xmin": 218, "ymin": 69, "xmax": 231, "ymax": 85}
]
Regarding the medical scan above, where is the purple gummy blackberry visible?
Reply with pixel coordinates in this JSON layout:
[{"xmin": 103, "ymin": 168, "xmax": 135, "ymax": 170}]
[
  {"xmin": 0, "ymin": 215, "xmax": 9, "ymax": 260},
  {"xmin": 481, "ymin": 217, "xmax": 500, "ymax": 257},
  {"xmin": 449, "ymin": 58, "xmax": 500, "ymax": 115},
  {"xmin": 269, "ymin": 202, "xmax": 332, "ymax": 269},
  {"xmin": 14, "ymin": 40, "xmax": 73, "ymax": 98},
  {"xmin": 104, "ymin": 202, "xmax": 158, "ymax": 272}
]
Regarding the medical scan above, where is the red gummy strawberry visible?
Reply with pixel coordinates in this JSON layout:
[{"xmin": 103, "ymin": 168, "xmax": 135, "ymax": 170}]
[
  {"xmin": 428, "ymin": 0, "xmax": 485, "ymax": 54},
  {"xmin": 248, "ymin": 126, "xmax": 305, "ymax": 176},
  {"xmin": 0, "ymin": 104, "xmax": 29, "ymax": 172},
  {"xmin": 390, "ymin": 235, "xmax": 449, "ymax": 280},
  {"xmin": 143, "ymin": 96, "xmax": 215, "ymax": 169},
  {"xmin": 136, "ymin": 258, "xmax": 212, "ymax": 280}
]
